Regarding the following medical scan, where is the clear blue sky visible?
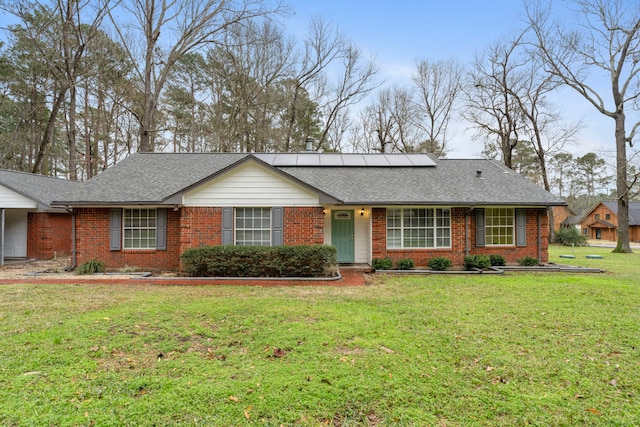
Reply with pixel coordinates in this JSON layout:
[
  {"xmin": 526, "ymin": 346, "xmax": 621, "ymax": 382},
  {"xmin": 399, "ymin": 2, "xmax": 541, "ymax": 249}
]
[{"xmin": 286, "ymin": 0, "xmax": 616, "ymax": 159}]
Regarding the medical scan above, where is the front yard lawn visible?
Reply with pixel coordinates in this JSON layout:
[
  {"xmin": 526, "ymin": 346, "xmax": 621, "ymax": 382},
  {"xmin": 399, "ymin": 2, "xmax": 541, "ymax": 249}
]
[{"xmin": 1, "ymin": 245, "xmax": 639, "ymax": 425}]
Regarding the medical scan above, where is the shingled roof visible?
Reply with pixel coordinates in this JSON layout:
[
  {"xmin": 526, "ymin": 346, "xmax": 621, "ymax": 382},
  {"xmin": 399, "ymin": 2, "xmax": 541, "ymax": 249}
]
[
  {"xmin": 52, "ymin": 153, "xmax": 566, "ymax": 207},
  {"xmin": 0, "ymin": 169, "xmax": 82, "ymax": 210}
]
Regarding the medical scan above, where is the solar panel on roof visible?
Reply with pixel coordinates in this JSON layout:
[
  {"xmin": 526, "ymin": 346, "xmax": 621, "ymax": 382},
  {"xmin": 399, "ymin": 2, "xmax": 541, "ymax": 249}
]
[
  {"xmin": 262, "ymin": 153, "xmax": 436, "ymax": 167},
  {"xmin": 271, "ymin": 154, "xmax": 298, "ymax": 165},
  {"xmin": 319, "ymin": 155, "xmax": 344, "ymax": 166},
  {"xmin": 362, "ymin": 155, "xmax": 391, "ymax": 166},
  {"xmin": 340, "ymin": 155, "xmax": 368, "ymax": 166}
]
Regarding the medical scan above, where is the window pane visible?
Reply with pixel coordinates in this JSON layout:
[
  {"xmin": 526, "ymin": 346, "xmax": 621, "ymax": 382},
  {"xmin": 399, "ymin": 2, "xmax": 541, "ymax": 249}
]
[
  {"xmin": 123, "ymin": 209, "xmax": 157, "ymax": 249},
  {"xmin": 235, "ymin": 208, "xmax": 271, "ymax": 246},
  {"xmin": 485, "ymin": 208, "xmax": 514, "ymax": 246},
  {"xmin": 386, "ymin": 207, "xmax": 451, "ymax": 249}
]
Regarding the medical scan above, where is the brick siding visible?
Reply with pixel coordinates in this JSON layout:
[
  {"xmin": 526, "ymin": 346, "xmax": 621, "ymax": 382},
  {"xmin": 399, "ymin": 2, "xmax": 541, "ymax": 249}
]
[
  {"xmin": 27, "ymin": 212, "xmax": 73, "ymax": 259},
  {"xmin": 75, "ymin": 208, "xmax": 181, "ymax": 270},
  {"xmin": 75, "ymin": 206, "xmax": 325, "ymax": 271},
  {"xmin": 75, "ymin": 206, "xmax": 548, "ymax": 270},
  {"xmin": 372, "ymin": 207, "xmax": 549, "ymax": 266}
]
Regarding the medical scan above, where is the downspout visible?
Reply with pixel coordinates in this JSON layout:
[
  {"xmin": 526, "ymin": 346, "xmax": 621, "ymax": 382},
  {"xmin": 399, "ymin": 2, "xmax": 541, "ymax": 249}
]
[
  {"xmin": 65, "ymin": 207, "xmax": 76, "ymax": 271},
  {"xmin": 537, "ymin": 210, "xmax": 542, "ymax": 264},
  {"xmin": 465, "ymin": 208, "xmax": 470, "ymax": 256},
  {"xmin": 0, "ymin": 208, "xmax": 4, "ymax": 266}
]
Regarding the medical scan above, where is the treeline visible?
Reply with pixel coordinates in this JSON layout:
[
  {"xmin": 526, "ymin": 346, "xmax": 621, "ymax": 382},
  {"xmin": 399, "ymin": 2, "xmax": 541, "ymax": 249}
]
[
  {"xmin": 0, "ymin": 1, "xmax": 378, "ymax": 179},
  {"xmin": 0, "ymin": 1, "xmax": 638, "ymax": 224}
]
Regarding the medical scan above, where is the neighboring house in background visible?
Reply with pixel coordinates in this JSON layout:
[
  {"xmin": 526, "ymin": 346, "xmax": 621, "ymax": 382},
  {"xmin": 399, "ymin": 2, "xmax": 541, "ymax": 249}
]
[
  {"xmin": 552, "ymin": 206, "xmax": 580, "ymax": 231},
  {"xmin": 52, "ymin": 152, "xmax": 566, "ymax": 270},
  {"xmin": 0, "ymin": 169, "xmax": 81, "ymax": 265},
  {"xmin": 579, "ymin": 201, "xmax": 640, "ymax": 242}
]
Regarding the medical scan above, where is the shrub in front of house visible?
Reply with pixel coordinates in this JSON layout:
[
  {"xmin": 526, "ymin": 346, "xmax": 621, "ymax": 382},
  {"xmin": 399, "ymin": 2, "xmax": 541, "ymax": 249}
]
[
  {"xmin": 518, "ymin": 256, "xmax": 539, "ymax": 266},
  {"xmin": 463, "ymin": 255, "xmax": 491, "ymax": 270},
  {"xmin": 555, "ymin": 228, "xmax": 587, "ymax": 246},
  {"xmin": 372, "ymin": 257, "xmax": 393, "ymax": 270},
  {"xmin": 428, "ymin": 256, "xmax": 452, "ymax": 271},
  {"xmin": 395, "ymin": 258, "xmax": 415, "ymax": 270},
  {"xmin": 180, "ymin": 245, "xmax": 337, "ymax": 278},
  {"xmin": 489, "ymin": 255, "xmax": 506, "ymax": 267},
  {"xmin": 75, "ymin": 258, "xmax": 106, "ymax": 275}
]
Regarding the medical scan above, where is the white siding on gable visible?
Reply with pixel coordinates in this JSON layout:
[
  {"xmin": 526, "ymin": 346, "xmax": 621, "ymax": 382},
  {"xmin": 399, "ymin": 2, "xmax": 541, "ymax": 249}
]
[
  {"xmin": 0, "ymin": 185, "xmax": 38, "ymax": 209},
  {"xmin": 184, "ymin": 162, "xmax": 320, "ymax": 207}
]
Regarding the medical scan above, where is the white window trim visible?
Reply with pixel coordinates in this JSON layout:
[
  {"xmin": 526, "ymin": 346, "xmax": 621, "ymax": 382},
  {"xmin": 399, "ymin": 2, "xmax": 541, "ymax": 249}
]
[
  {"xmin": 386, "ymin": 207, "xmax": 451, "ymax": 249},
  {"xmin": 485, "ymin": 207, "xmax": 514, "ymax": 246},
  {"xmin": 234, "ymin": 207, "xmax": 272, "ymax": 246},
  {"xmin": 123, "ymin": 208, "xmax": 157, "ymax": 250}
]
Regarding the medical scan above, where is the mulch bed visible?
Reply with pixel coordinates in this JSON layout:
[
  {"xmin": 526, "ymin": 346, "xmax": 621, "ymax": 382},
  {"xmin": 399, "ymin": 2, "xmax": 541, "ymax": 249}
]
[{"xmin": 0, "ymin": 268, "xmax": 368, "ymax": 287}]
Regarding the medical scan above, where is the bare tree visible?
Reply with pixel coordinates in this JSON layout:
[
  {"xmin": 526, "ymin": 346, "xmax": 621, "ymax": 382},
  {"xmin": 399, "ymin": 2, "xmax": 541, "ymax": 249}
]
[
  {"xmin": 107, "ymin": 0, "xmax": 283, "ymax": 152},
  {"xmin": 1, "ymin": 0, "xmax": 111, "ymax": 177},
  {"xmin": 526, "ymin": 0, "xmax": 640, "ymax": 253},
  {"xmin": 463, "ymin": 35, "xmax": 525, "ymax": 169},
  {"xmin": 412, "ymin": 59, "xmax": 464, "ymax": 157},
  {"xmin": 355, "ymin": 86, "xmax": 422, "ymax": 153}
]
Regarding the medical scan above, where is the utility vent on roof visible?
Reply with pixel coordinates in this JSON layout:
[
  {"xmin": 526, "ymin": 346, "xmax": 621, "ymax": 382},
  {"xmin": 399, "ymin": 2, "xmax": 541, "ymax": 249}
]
[{"xmin": 302, "ymin": 137, "xmax": 316, "ymax": 153}]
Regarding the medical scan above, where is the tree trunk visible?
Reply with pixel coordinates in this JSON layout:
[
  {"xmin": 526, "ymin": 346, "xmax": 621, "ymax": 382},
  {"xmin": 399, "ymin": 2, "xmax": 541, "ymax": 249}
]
[
  {"xmin": 32, "ymin": 86, "xmax": 67, "ymax": 174},
  {"xmin": 68, "ymin": 85, "xmax": 78, "ymax": 180},
  {"xmin": 613, "ymin": 113, "xmax": 632, "ymax": 253}
]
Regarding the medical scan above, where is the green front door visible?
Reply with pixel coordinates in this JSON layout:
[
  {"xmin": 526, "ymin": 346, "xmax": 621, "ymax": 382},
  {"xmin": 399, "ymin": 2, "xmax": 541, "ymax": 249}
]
[{"xmin": 332, "ymin": 210, "xmax": 355, "ymax": 263}]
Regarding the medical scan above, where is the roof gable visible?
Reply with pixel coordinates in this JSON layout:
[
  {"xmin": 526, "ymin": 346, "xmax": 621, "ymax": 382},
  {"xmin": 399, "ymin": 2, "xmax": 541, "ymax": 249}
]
[
  {"xmin": 0, "ymin": 169, "xmax": 81, "ymax": 210},
  {"xmin": 183, "ymin": 160, "xmax": 324, "ymax": 207},
  {"xmin": 0, "ymin": 183, "xmax": 38, "ymax": 208}
]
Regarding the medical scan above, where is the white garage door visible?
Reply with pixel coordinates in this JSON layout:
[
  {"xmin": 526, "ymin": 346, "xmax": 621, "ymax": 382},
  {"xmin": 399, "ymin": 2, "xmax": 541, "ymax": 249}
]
[{"xmin": 4, "ymin": 210, "xmax": 28, "ymax": 258}]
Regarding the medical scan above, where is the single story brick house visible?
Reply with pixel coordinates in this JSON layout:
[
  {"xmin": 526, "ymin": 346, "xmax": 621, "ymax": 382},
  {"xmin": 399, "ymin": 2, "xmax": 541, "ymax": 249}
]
[
  {"xmin": 52, "ymin": 152, "xmax": 566, "ymax": 270},
  {"xmin": 579, "ymin": 201, "xmax": 640, "ymax": 242},
  {"xmin": 0, "ymin": 169, "xmax": 81, "ymax": 264}
]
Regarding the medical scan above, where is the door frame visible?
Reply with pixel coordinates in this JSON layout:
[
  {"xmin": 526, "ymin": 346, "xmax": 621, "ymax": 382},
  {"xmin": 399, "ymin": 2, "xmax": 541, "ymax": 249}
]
[{"xmin": 331, "ymin": 210, "xmax": 355, "ymax": 263}]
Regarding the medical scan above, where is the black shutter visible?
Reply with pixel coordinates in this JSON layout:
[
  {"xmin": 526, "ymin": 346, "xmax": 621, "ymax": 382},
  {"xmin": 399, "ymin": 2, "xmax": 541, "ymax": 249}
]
[{"xmin": 110, "ymin": 209, "xmax": 122, "ymax": 250}]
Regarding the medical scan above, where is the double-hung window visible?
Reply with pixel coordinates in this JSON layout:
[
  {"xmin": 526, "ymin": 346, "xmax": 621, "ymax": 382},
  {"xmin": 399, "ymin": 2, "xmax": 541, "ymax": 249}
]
[
  {"xmin": 235, "ymin": 207, "xmax": 271, "ymax": 246},
  {"xmin": 386, "ymin": 208, "xmax": 451, "ymax": 249},
  {"xmin": 123, "ymin": 208, "xmax": 157, "ymax": 249},
  {"xmin": 485, "ymin": 207, "xmax": 514, "ymax": 246}
]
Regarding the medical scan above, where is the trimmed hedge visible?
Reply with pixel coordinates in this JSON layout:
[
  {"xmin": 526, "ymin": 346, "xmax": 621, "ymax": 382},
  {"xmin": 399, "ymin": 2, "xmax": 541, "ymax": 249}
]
[
  {"xmin": 372, "ymin": 257, "xmax": 393, "ymax": 270},
  {"xmin": 489, "ymin": 254, "xmax": 506, "ymax": 267},
  {"xmin": 463, "ymin": 254, "xmax": 491, "ymax": 270},
  {"xmin": 518, "ymin": 256, "xmax": 539, "ymax": 266},
  {"xmin": 180, "ymin": 245, "xmax": 337, "ymax": 278},
  {"xmin": 396, "ymin": 258, "xmax": 415, "ymax": 270},
  {"xmin": 428, "ymin": 256, "xmax": 452, "ymax": 271}
]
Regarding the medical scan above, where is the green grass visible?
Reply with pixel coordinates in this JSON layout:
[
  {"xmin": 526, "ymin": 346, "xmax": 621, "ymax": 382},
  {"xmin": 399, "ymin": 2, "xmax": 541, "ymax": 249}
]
[{"xmin": 1, "ymin": 245, "xmax": 639, "ymax": 425}]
